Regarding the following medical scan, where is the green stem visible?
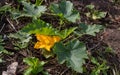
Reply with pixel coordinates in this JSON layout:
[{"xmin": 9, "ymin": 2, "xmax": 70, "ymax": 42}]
[{"xmin": 35, "ymin": 0, "xmax": 43, "ymax": 6}]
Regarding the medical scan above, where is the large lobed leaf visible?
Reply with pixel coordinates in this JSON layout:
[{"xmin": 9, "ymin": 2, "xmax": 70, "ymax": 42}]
[
  {"xmin": 22, "ymin": 1, "xmax": 46, "ymax": 19},
  {"xmin": 53, "ymin": 40, "xmax": 88, "ymax": 73},
  {"xmin": 50, "ymin": 0, "xmax": 80, "ymax": 23},
  {"xmin": 76, "ymin": 23, "xmax": 104, "ymax": 36},
  {"xmin": 11, "ymin": 1, "xmax": 46, "ymax": 19},
  {"xmin": 21, "ymin": 20, "xmax": 76, "ymax": 38},
  {"xmin": 21, "ymin": 20, "xmax": 57, "ymax": 35}
]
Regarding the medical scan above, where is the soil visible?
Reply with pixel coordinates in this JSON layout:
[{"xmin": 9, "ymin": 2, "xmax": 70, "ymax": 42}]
[{"xmin": 0, "ymin": 0, "xmax": 120, "ymax": 75}]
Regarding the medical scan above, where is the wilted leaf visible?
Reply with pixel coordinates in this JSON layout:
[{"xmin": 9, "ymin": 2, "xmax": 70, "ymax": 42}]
[
  {"xmin": 50, "ymin": 0, "xmax": 80, "ymax": 23},
  {"xmin": 53, "ymin": 40, "xmax": 88, "ymax": 73}
]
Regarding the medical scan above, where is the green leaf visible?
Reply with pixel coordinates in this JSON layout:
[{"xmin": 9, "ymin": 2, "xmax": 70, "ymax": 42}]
[
  {"xmin": 86, "ymin": 4, "xmax": 95, "ymax": 9},
  {"xmin": 58, "ymin": 27, "xmax": 77, "ymax": 39},
  {"xmin": 9, "ymin": 32, "xmax": 32, "ymax": 49},
  {"xmin": 90, "ymin": 57, "xmax": 109, "ymax": 75},
  {"xmin": 17, "ymin": 0, "xmax": 27, "ymax": 2},
  {"xmin": 53, "ymin": 40, "xmax": 88, "ymax": 73},
  {"xmin": 0, "ymin": 36, "xmax": 5, "ymax": 60},
  {"xmin": 35, "ymin": 0, "xmax": 43, "ymax": 6},
  {"xmin": 22, "ymin": 1, "xmax": 46, "ymax": 19},
  {"xmin": 0, "ymin": 58, "xmax": 3, "ymax": 63},
  {"xmin": 11, "ymin": 9, "xmax": 29, "ymax": 19},
  {"xmin": 39, "ymin": 27, "xmax": 58, "ymax": 35},
  {"xmin": 77, "ymin": 23, "xmax": 104, "ymax": 36},
  {"xmin": 0, "ymin": 4, "xmax": 11, "ymax": 13},
  {"xmin": 23, "ymin": 57, "xmax": 46, "ymax": 75},
  {"xmin": 50, "ymin": 0, "xmax": 80, "ymax": 23},
  {"xmin": 21, "ymin": 20, "xmax": 58, "ymax": 35},
  {"xmin": 92, "ymin": 11, "xmax": 107, "ymax": 20},
  {"xmin": 41, "ymin": 49, "xmax": 54, "ymax": 58},
  {"xmin": 0, "ymin": 35, "xmax": 12, "ymax": 54},
  {"xmin": 11, "ymin": 1, "xmax": 46, "ymax": 19}
]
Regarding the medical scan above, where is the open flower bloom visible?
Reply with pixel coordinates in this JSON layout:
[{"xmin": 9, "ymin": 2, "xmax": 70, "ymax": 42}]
[{"xmin": 34, "ymin": 34, "xmax": 61, "ymax": 51}]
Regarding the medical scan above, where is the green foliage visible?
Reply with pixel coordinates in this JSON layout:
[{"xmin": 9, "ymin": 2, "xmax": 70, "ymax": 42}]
[
  {"xmin": 90, "ymin": 57, "xmax": 109, "ymax": 75},
  {"xmin": 11, "ymin": 9, "xmax": 27, "ymax": 19},
  {"xmin": 86, "ymin": 4, "xmax": 107, "ymax": 20},
  {"xmin": 41, "ymin": 49, "xmax": 54, "ymax": 58},
  {"xmin": 86, "ymin": 4, "xmax": 95, "ymax": 10},
  {"xmin": 0, "ymin": 58, "xmax": 3, "ymax": 63},
  {"xmin": 105, "ymin": 46, "xmax": 113, "ymax": 53},
  {"xmin": 0, "ymin": 4, "xmax": 11, "ymax": 13},
  {"xmin": 22, "ymin": 1, "xmax": 46, "ymax": 19},
  {"xmin": 35, "ymin": 0, "xmax": 43, "ymax": 6},
  {"xmin": 0, "ymin": 35, "xmax": 11, "ymax": 54},
  {"xmin": 50, "ymin": 0, "xmax": 80, "ymax": 23},
  {"xmin": 0, "ymin": 35, "xmax": 13, "ymax": 63},
  {"xmin": 0, "ymin": 36, "xmax": 5, "ymax": 53},
  {"xmin": 58, "ymin": 27, "xmax": 77, "ymax": 39},
  {"xmin": 11, "ymin": 1, "xmax": 46, "ymax": 19},
  {"xmin": 53, "ymin": 40, "xmax": 88, "ymax": 73},
  {"xmin": 23, "ymin": 57, "xmax": 48, "ymax": 75},
  {"xmin": 75, "ymin": 23, "xmax": 104, "ymax": 36},
  {"xmin": 21, "ymin": 19, "xmax": 76, "ymax": 38},
  {"xmin": 9, "ymin": 32, "xmax": 32, "ymax": 50},
  {"xmin": 17, "ymin": 0, "xmax": 27, "ymax": 2},
  {"xmin": 21, "ymin": 20, "xmax": 58, "ymax": 35}
]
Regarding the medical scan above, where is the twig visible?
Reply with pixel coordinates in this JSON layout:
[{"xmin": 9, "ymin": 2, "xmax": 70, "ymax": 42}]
[
  {"xmin": 60, "ymin": 68, "xmax": 69, "ymax": 75},
  {"xmin": 89, "ymin": 43, "xmax": 100, "ymax": 50},
  {"xmin": 6, "ymin": 18, "xmax": 17, "ymax": 32},
  {"xmin": 0, "ymin": 23, "xmax": 5, "ymax": 33}
]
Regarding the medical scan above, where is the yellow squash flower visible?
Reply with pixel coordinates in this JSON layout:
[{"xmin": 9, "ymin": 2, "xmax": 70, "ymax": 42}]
[{"xmin": 34, "ymin": 34, "xmax": 61, "ymax": 51}]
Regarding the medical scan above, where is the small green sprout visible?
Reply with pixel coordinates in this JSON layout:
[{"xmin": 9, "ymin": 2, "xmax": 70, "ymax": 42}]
[{"xmin": 23, "ymin": 57, "xmax": 49, "ymax": 75}]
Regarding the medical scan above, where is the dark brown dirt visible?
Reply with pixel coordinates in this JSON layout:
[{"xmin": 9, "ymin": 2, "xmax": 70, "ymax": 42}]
[{"xmin": 103, "ymin": 29, "xmax": 120, "ymax": 61}]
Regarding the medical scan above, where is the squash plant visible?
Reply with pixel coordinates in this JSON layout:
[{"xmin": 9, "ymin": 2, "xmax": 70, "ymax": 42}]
[
  {"xmin": 20, "ymin": 0, "xmax": 104, "ymax": 73},
  {"xmin": 85, "ymin": 4, "xmax": 107, "ymax": 20},
  {"xmin": 50, "ymin": 0, "xmax": 80, "ymax": 25},
  {"xmin": 0, "ymin": 0, "xmax": 105, "ymax": 74},
  {"xmin": 23, "ymin": 57, "xmax": 49, "ymax": 75},
  {"xmin": 21, "ymin": 18, "xmax": 104, "ymax": 73}
]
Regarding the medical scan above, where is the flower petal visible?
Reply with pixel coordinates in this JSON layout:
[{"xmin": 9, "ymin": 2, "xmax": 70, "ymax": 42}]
[{"xmin": 34, "ymin": 34, "xmax": 61, "ymax": 51}]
